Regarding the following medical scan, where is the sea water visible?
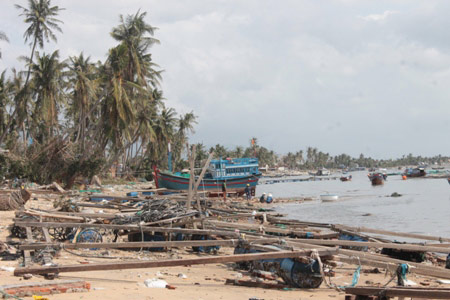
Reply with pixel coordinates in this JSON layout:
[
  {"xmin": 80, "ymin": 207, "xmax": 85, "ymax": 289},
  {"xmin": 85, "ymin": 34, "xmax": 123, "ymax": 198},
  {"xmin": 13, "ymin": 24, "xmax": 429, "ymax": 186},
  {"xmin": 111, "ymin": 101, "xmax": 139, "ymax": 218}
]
[{"xmin": 256, "ymin": 170, "xmax": 450, "ymax": 238}]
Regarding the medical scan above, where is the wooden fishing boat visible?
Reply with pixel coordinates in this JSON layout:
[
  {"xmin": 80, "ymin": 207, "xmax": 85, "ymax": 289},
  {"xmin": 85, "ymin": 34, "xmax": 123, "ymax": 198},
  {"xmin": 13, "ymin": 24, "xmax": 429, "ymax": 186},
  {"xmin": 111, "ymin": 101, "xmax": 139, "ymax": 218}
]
[
  {"xmin": 368, "ymin": 172, "xmax": 385, "ymax": 186},
  {"xmin": 340, "ymin": 175, "xmax": 352, "ymax": 182},
  {"xmin": 309, "ymin": 168, "xmax": 330, "ymax": 176},
  {"xmin": 155, "ymin": 158, "xmax": 261, "ymax": 195},
  {"xmin": 403, "ymin": 167, "xmax": 426, "ymax": 178}
]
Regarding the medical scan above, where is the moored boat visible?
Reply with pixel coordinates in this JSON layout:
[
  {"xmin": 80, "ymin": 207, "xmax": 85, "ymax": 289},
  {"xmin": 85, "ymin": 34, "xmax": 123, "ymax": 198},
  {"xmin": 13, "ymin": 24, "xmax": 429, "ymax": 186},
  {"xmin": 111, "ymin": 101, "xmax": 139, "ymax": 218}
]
[
  {"xmin": 403, "ymin": 167, "xmax": 426, "ymax": 178},
  {"xmin": 340, "ymin": 175, "xmax": 352, "ymax": 182},
  {"xmin": 155, "ymin": 157, "xmax": 261, "ymax": 195},
  {"xmin": 368, "ymin": 172, "xmax": 386, "ymax": 186},
  {"xmin": 309, "ymin": 168, "xmax": 330, "ymax": 176}
]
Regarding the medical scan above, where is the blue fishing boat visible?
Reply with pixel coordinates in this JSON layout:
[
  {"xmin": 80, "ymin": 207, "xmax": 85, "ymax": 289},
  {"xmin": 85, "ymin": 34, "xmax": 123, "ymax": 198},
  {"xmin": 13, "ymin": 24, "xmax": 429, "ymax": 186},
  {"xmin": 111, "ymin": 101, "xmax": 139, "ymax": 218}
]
[
  {"xmin": 403, "ymin": 167, "xmax": 426, "ymax": 178},
  {"xmin": 155, "ymin": 157, "xmax": 261, "ymax": 195}
]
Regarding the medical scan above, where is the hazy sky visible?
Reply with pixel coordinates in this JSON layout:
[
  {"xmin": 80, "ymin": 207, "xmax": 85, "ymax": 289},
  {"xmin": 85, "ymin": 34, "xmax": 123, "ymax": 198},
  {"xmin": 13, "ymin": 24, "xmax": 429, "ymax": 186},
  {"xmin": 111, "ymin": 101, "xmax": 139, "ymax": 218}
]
[{"xmin": 1, "ymin": 0, "xmax": 449, "ymax": 158}]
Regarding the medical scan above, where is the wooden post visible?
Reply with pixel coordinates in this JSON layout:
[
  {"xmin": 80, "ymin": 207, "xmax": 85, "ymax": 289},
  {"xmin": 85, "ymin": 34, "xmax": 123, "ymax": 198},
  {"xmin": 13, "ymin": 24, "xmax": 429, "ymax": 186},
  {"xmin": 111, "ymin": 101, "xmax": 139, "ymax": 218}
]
[
  {"xmin": 186, "ymin": 145, "xmax": 195, "ymax": 210},
  {"xmin": 193, "ymin": 151, "xmax": 214, "ymax": 214}
]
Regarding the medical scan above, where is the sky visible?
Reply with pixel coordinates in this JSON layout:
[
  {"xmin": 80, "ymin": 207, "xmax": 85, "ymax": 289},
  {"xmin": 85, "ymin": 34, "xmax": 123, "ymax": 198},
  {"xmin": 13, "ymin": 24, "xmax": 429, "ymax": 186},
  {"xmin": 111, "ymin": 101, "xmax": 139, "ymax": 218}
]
[{"xmin": 0, "ymin": 0, "xmax": 449, "ymax": 159}]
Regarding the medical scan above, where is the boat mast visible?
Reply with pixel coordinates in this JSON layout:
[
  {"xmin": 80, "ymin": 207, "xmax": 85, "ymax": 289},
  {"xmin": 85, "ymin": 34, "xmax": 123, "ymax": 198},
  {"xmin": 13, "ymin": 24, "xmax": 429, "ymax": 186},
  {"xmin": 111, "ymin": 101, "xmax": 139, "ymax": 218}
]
[{"xmin": 168, "ymin": 142, "xmax": 173, "ymax": 172}]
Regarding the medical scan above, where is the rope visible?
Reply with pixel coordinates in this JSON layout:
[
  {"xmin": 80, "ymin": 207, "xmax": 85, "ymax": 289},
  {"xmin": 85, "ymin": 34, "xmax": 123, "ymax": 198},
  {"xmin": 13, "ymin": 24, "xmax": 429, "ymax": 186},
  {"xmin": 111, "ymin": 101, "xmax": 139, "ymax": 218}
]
[{"xmin": 0, "ymin": 290, "xmax": 25, "ymax": 300}]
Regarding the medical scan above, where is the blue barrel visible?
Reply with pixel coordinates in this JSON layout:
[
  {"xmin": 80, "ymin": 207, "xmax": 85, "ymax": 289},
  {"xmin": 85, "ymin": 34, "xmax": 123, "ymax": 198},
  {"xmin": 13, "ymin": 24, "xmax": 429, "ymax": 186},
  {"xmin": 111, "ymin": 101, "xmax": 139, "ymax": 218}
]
[{"xmin": 127, "ymin": 192, "xmax": 138, "ymax": 197}]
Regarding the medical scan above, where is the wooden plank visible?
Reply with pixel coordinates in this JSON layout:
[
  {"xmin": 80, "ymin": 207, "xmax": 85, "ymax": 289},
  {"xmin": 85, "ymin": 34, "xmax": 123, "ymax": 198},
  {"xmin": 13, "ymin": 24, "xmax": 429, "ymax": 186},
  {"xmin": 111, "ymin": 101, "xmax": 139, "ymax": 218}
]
[
  {"xmin": 14, "ymin": 248, "xmax": 338, "ymax": 276},
  {"xmin": 334, "ymin": 224, "xmax": 450, "ymax": 242},
  {"xmin": 345, "ymin": 287, "xmax": 450, "ymax": 299},
  {"xmin": 24, "ymin": 227, "xmax": 33, "ymax": 267},
  {"xmin": 19, "ymin": 238, "xmax": 282, "ymax": 250},
  {"xmin": 23, "ymin": 210, "xmax": 85, "ymax": 221},
  {"xmin": 289, "ymin": 238, "xmax": 450, "ymax": 254}
]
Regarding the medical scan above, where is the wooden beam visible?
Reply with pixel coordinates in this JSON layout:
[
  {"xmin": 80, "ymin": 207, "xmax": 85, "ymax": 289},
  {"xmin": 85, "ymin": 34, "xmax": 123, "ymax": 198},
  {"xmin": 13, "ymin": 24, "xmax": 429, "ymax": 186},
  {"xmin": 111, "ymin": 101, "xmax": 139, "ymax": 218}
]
[
  {"xmin": 14, "ymin": 248, "xmax": 338, "ymax": 276},
  {"xmin": 194, "ymin": 152, "xmax": 213, "ymax": 214},
  {"xmin": 19, "ymin": 238, "xmax": 282, "ymax": 251},
  {"xmin": 334, "ymin": 224, "xmax": 450, "ymax": 242},
  {"xmin": 187, "ymin": 144, "xmax": 195, "ymax": 210},
  {"xmin": 289, "ymin": 238, "xmax": 450, "ymax": 254},
  {"xmin": 345, "ymin": 287, "xmax": 450, "ymax": 299}
]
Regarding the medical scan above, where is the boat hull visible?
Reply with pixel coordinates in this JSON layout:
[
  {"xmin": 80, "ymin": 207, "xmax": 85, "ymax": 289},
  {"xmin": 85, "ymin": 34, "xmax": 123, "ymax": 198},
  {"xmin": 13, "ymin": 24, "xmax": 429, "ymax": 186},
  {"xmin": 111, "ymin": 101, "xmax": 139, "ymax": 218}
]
[
  {"xmin": 156, "ymin": 171, "xmax": 261, "ymax": 194},
  {"xmin": 368, "ymin": 173, "xmax": 385, "ymax": 186}
]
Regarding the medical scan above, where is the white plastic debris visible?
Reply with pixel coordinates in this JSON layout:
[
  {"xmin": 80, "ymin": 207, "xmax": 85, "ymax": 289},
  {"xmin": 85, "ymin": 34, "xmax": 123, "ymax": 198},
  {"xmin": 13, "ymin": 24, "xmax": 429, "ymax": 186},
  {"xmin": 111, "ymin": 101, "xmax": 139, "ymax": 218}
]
[
  {"xmin": 178, "ymin": 273, "xmax": 187, "ymax": 279},
  {"xmin": 144, "ymin": 278, "xmax": 168, "ymax": 288},
  {"xmin": 0, "ymin": 266, "xmax": 15, "ymax": 272},
  {"xmin": 437, "ymin": 279, "xmax": 450, "ymax": 284},
  {"xmin": 404, "ymin": 279, "xmax": 417, "ymax": 286}
]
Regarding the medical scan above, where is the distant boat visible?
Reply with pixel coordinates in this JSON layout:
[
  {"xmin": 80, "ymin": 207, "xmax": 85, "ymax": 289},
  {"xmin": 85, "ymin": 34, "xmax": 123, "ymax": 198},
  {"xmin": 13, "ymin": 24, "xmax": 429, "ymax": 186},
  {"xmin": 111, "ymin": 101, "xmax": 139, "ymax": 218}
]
[
  {"xmin": 309, "ymin": 168, "xmax": 330, "ymax": 176},
  {"xmin": 368, "ymin": 172, "xmax": 386, "ymax": 186},
  {"xmin": 320, "ymin": 194, "xmax": 339, "ymax": 202},
  {"xmin": 340, "ymin": 175, "xmax": 352, "ymax": 182},
  {"xmin": 403, "ymin": 167, "xmax": 426, "ymax": 178},
  {"xmin": 156, "ymin": 157, "xmax": 261, "ymax": 195}
]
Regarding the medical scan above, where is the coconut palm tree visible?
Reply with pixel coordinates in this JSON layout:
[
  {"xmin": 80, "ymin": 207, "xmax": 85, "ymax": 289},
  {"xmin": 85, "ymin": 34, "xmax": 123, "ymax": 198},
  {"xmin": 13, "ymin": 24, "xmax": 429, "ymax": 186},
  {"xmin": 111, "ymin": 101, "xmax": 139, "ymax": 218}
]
[
  {"xmin": 15, "ymin": 0, "xmax": 63, "ymax": 86},
  {"xmin": 67, "ymin": 52, "xmax": 98, "ymax": 150},
  {"xmin": 29, "ymin": 50, "xmax": 66, "ymax": 139},
  {"xmin": 0, "ymin": 71, "xmax": 11, "ymax": 135},
  {"xmin": 0, "ymin": 31, "xmax": 9, "ymax": 59},
  {"xmin": 0, "ymin": 1, "xmax": 64, "ymax": 145},
  {"xmin": 110, "ymin": 10, "xmax": 160, "ymax": 86}
]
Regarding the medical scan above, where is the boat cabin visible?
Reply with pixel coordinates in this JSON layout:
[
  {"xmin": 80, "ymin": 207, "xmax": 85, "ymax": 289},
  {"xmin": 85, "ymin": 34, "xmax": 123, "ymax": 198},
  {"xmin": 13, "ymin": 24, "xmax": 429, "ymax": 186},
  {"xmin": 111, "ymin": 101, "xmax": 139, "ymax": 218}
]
[{"xmin": 206, "ymin": 158, "xmax": 259, "ymax": 180}]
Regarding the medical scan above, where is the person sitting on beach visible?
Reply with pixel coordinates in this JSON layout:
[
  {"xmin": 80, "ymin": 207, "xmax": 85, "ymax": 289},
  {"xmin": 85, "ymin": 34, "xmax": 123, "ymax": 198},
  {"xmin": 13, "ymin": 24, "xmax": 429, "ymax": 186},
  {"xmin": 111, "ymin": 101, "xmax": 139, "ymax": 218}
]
[
  {"xmin": 259, "ymin": 192, "xmax": 266, "ymax": 203},
  {"xmin": 266, "ymin": 193, "xmax": 273, "ymax": 204}
]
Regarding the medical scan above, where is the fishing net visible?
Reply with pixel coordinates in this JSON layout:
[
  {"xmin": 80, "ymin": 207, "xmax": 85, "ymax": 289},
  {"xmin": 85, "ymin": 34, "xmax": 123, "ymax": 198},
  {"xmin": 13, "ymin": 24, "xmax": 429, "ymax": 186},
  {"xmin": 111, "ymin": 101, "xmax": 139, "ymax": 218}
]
[{"xmin": 0, "ymin": 188, "xmax": 31, "ymax": 211}]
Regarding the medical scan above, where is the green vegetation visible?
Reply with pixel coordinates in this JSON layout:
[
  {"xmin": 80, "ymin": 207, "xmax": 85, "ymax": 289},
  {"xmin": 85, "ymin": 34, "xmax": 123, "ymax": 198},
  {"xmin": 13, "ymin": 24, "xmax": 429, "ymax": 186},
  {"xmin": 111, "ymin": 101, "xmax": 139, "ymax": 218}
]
[{"xmin": 0, "ymin": 1, "xmax": 195, "ymax": 187}]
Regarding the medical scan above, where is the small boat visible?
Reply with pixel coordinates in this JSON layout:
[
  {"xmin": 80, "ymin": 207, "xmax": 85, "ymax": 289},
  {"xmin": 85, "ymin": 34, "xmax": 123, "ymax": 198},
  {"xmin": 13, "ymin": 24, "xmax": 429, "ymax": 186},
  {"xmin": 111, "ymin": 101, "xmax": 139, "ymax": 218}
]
[
  {"xmin": 156, "ymin": 157, "xmax": 261, "ymax": 195},
  {"xmin": 368, "ymin": 172, "xmax": 386, "ymax": 186},
  {"xmin": 309, "ymin": 168, "xmax": 330, "ymax": 176},
  {"xmin": 403, "ymin": 167, "xmax": 426, "ymax": 178},
  {"xmin": 320, "ymin": 194, "xmax": 339, "ymax": 202},
  {"xmin": 340, "ymin": 175, "xmax": 352, "ymax": 182}
]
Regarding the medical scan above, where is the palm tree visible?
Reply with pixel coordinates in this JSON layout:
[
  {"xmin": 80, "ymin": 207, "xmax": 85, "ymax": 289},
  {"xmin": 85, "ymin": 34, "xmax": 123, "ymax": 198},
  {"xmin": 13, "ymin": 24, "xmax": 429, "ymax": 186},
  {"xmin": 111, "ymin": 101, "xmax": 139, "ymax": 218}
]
[
  {"xmin": 0, "ymin": 71, "xmax": 11, "ymax": 136},
  {"xmin": 172, "ymin": 111, "xmax": 196, "ymax": 165},
  {"xmin": 67, "ymin": 52, "xmax": 98, "ymax": 150},
  {"xmin": 0, "ymin": 31, "xmax": 9, "ymax": 59},
  {"xmin": 110, "ymin": 10, "xmax": 160, "ymax": 86},
  {"xmin": 15, "ymin": 0, "xmax": 63, "ymax": 86},
  {"xmin": 0, "ymin": 0, "xmax": 64, "ymax": 145},
  {"xmin": 29, "ymin": 50, "xmax": 66, "ymax": 139}
]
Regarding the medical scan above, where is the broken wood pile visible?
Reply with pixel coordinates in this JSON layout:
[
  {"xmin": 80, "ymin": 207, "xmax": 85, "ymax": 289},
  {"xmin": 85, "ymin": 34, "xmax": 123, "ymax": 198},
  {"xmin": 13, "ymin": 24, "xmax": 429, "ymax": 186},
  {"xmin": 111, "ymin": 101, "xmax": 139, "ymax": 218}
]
[{"xmin": 1, "ymin": 175, "xmax": 450, "ymax": 298}]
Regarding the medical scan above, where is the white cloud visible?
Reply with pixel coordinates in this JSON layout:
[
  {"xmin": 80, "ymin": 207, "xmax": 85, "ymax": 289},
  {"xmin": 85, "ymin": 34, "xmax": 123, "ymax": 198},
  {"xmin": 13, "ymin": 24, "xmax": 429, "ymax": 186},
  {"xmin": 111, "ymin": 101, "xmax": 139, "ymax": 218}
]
[
  {"xmin": 0, "ymin": 0, "xmax": 449, "ymax": 158},
  {"xmin": 359, "ymin": 10, "xmax": 398, "ymax": 22}
]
